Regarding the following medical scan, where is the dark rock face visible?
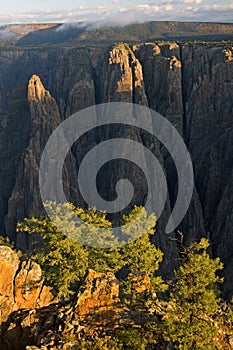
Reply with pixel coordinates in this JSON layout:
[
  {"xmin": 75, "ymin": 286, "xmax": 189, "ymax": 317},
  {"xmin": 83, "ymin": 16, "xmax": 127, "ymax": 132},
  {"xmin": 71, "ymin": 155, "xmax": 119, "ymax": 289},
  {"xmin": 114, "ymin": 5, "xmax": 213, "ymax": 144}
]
[{"xmin": 0, "ymin": 42, "xmax": 232, "ymax": 297}]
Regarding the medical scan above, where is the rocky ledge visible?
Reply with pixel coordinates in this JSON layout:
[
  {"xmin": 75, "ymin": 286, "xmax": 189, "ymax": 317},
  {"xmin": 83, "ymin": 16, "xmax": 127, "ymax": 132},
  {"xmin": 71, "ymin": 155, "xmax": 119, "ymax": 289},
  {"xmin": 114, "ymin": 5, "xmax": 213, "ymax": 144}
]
[
  {"xmin": 0, "ymin": 246, "xmax": 163, "ymax": 350},
  {"xmin": 1, "ymin": 246, "xmax": 233, "ymax": 349}
]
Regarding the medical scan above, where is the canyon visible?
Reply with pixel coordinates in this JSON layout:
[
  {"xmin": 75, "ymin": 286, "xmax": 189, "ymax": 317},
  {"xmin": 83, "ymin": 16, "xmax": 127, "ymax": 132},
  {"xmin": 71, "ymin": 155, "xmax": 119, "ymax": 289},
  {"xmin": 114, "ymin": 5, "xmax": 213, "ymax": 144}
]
[{"xmin": 0, "ymin": 29, "xmax": 232, "ymax": 298}]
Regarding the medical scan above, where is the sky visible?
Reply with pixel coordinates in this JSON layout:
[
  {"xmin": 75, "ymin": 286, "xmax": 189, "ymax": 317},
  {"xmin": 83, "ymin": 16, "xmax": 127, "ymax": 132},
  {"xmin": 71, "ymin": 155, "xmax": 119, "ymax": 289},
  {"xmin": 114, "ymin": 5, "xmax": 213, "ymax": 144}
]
[{"xmin": 0, "ymin": 0, "xmax": 232, "ymax": 25}]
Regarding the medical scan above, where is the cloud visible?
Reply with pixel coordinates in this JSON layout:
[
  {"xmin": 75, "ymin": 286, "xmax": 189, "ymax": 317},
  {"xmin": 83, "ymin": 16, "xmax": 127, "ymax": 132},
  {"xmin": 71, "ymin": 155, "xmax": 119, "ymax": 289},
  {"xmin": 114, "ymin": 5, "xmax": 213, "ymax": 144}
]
[
  {"xmin": 177, "ymin": 3, "xmax": 233, "ymax": 21},
  {"xmin": 0, "ymin": 2, "xmax": 232, "ymax": 26},
  {"xmin": 0, "ymin": 27, "xmax": 16, "ymax": 40},
  {"xmin": 87, "ymin": 3, "xmax": 176, "ymax": 27},
  {"xmin": 180, "ymin": 0, "xmax": 202, "ymax": 4},
  {"xmin": 0, "ymin": 6, "xmax": 110, "ymax": 25}
]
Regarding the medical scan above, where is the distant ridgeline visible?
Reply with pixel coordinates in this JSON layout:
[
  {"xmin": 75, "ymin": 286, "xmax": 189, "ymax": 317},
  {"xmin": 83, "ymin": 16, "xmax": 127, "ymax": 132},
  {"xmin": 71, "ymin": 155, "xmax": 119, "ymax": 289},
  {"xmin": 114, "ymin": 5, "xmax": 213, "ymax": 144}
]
[{"xmin": 0, "ymin": 21, "xmax": 233, "ymax": 47}]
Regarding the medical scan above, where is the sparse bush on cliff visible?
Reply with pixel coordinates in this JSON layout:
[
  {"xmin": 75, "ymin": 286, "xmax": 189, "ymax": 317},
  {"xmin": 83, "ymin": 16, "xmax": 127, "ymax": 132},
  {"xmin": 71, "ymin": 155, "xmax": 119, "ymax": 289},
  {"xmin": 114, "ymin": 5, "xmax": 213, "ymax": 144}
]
[{"xmin": 0, "ymin": 235, "xmax": 14, "ymax": 248}]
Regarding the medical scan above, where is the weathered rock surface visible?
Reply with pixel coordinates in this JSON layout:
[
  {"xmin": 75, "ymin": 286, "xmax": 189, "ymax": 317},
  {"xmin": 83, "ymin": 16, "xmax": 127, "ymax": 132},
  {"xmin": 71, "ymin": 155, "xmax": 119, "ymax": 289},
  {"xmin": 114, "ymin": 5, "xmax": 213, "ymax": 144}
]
[
  {"xmin": 0, "ymin": 41, "xmax": 232, "ymax": 297},
  {"xmin": 75, "ymin": 269, "xmax": 119, "ymax": 316},
  {"xmin": 0, "ymin": 246, "xmax": 53, "ymax": 324},
  {"xmin": 0, "ymin": 253, "xmax": 232, "ymax": 350},
  {"xmin": 0, "ymin": 256, "xmax": 158, "ymax": 350}
]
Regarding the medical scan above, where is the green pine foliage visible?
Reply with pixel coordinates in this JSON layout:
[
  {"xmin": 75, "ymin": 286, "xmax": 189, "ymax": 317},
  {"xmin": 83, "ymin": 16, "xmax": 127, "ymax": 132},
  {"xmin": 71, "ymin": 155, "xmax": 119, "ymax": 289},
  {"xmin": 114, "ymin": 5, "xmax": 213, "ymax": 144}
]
[
  {"xmin": 115, "ymin": 328, "xmax": 147, "ymax": 350},
  {"xmin": 16, "ymin": 204, "xmax": 230, "ymax": 350},
  {"xmin": 121, "ymin": 206, "xmax": 167, "ymax": 293},
  {"xmin": 0, "ymin": 235, "xmax": 14, "ymax": 248},
  {"xmin": 87, "ymin": 246, "xmax": 124, "ymax": 274},
  {"xmin": 163, "ymin": 238, "xmax": 224, "ymax": 350},
  {"xmin": 80, "ymin": 207, "xmax": 124, "ymax": 274},
  {"xmin": 43, "ymin": 202, "xmax": 118, "ymax": 248},
  {"xmin": 17, "ymin": 216, "xmax": 88, "ymax": 300},
  {"xmin": 79, "ymin": 336, "xmax": 121, "ymax": 350},
  {"xmin": 17, "ymin": 204, "xmax": 165, "ymax": 299}
]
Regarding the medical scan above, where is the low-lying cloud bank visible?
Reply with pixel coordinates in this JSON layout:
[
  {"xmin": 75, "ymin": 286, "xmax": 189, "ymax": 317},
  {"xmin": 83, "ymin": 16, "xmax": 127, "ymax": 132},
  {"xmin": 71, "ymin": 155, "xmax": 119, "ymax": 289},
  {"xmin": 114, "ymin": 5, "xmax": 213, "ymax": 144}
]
[{"xmin": 0, "ymin": 27, "xmax": 16, "ymax": 40}]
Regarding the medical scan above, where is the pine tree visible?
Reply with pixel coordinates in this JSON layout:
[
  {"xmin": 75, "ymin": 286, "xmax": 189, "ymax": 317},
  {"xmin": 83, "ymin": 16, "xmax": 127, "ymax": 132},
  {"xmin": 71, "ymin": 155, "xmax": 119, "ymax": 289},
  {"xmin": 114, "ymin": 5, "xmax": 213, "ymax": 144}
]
[
  {"xmin": 78, "ymin": 206, "xmax": 123, "ymax": 274},
  {"xmin": 17, "ymin": 203, "xmax": 123, "ymax": 299},
  {"xmin": 121, "ymin": 206, "xmax": 167, "ymax": 293},
  {"xmin": 163, "ymin": 238, "xmax": 223, "ymax": 350},
  {"xmin": 17, "ymin": 216, "xmax": 88, "ymax": 300},
  {"xmin": 17, "ymin": 204, "xmax": 166, "ymax": 300}
]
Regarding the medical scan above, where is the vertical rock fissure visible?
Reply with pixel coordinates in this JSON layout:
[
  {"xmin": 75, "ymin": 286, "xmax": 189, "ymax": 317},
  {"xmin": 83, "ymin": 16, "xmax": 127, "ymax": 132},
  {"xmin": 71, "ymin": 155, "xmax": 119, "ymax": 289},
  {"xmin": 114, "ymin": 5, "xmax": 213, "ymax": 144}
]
[
  {"xmin": 13, "ymin": 261, "xmax": 23, "ymax": 304},
  {"xmin": 37, "ymin": 281, "xmax": 46, "ymax": 307},
  {"xmin": 129, "ymin": 52, "xmax": 136, "ymax": 104},
  {"xmin": 179, "ymin": 44, "xmax": 188, "ymax": 145},
  {"xmin": 93, "ymin": 68, "xmax": 100, "ymax": 105}
]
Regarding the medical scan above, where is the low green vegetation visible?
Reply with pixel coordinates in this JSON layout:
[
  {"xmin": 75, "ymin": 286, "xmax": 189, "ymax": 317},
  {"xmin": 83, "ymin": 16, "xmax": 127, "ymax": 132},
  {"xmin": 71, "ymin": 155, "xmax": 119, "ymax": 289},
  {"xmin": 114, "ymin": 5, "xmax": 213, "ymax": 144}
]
[
  {"xmin": 0, "ymin": 235, "xmax": 14, "ymax": 248},
  {"xmin": 15, "ymin": 204, "xmax": 233, "ymax": 348},
  {"xmin": 163, "ymin": 238, "xmax": 223, "ymax": 349}
]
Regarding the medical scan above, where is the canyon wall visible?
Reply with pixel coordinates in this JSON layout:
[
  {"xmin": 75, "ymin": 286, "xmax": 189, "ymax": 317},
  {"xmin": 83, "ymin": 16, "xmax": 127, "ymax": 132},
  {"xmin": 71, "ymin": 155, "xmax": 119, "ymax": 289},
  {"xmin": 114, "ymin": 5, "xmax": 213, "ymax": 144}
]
[{"xmin": 0, "ymin": 42, "xmax": 232, "ymax": 296}]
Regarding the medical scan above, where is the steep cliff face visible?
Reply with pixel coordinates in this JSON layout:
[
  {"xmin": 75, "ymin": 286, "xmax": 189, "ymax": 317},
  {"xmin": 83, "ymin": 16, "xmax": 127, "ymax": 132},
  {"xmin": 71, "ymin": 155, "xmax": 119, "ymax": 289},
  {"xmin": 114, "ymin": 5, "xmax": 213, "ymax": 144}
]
[
  {"xmin": 0, "ymin": 42, "xmax": 232, "ymax": 296},
  {"xmin": 180, "ymin": 44, "xmax": 233, "ymax": 297},
  {"xmin": 5, "ymin": 75, "xmax": 62, "ymax": 246}
]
